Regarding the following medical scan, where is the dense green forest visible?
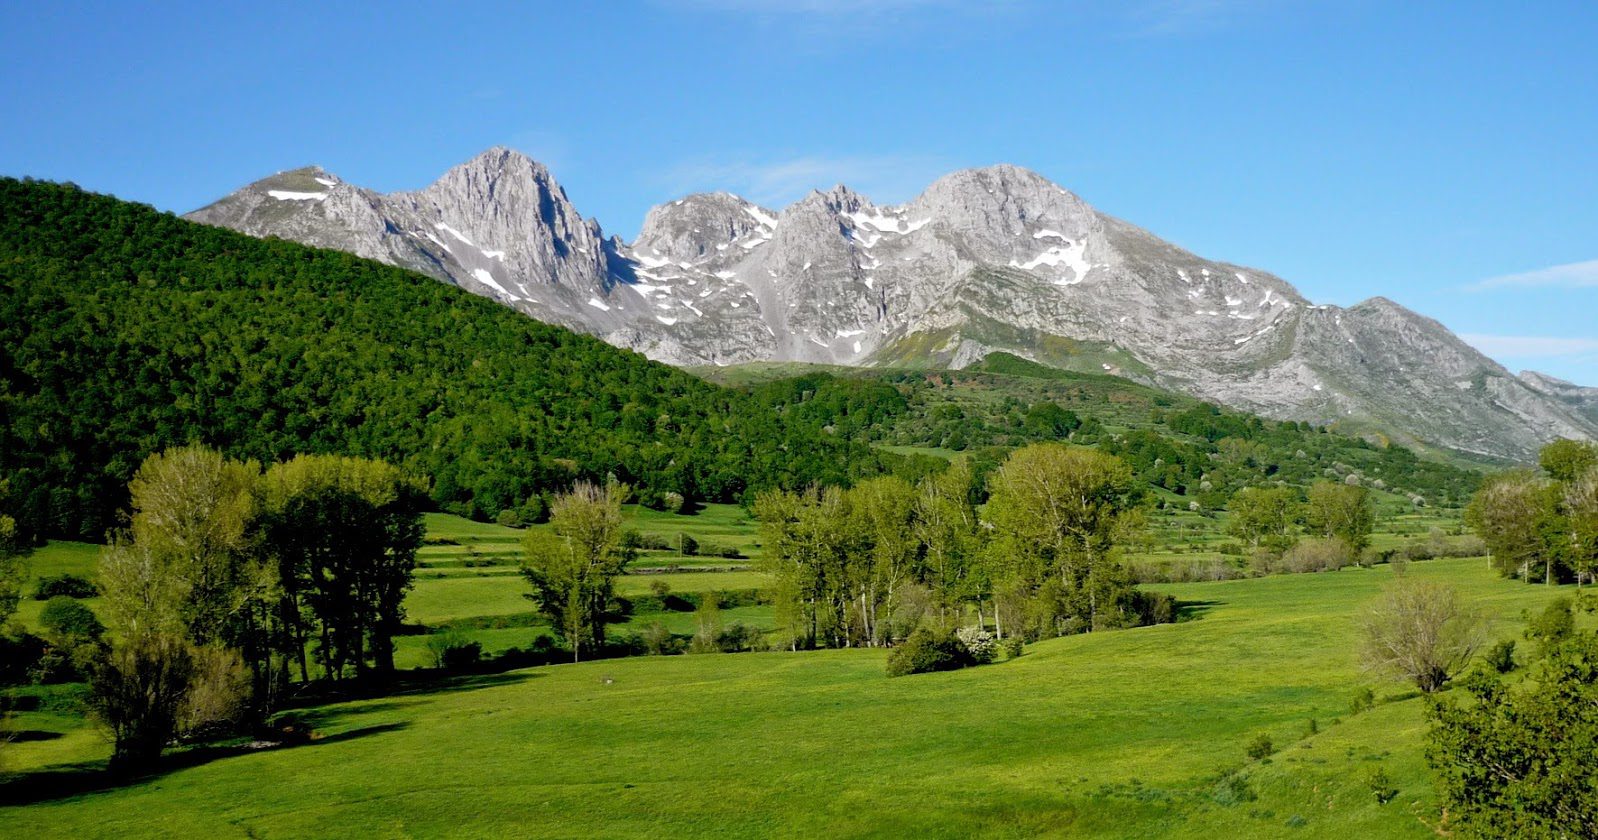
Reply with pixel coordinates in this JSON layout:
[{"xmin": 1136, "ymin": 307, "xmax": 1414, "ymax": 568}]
[
  {"xmin": 0, "ymin": 179, "xmax": 911, "ymax": 541},
  {"xmin": 731, "ymin": 358, "xmax": 1481, "ymax": 509}
]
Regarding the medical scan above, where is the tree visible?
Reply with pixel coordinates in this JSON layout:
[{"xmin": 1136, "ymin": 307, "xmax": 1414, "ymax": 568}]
[
  {"xmin": 521, "ymin": 481, "xmax": 634, "ymax": 662},
  {"xmin": 1538, "ymin": 438, "xmax": 1598, "ymax": 483},
  {"xmin": 983, "ymin": 444, "xmax": 1141, "ymax": 636},
  {"xmin": 1561, "ymin": 465, "xmax": 1598, "ymax": 585},
  {"xmin": 1227, "ymin": 486, "xmax": 1300, "ymax": 555},
  {"xmin": 1466, "ymin": 470, "xmax": 1565, "ymax": 584},
  {"xmin": 0, "ymin": 508, "xmax": 29, "ymax": 628},
  {"xmin": 913, "ymin": 460, "xmax": 980, "ymax": 624},
  {"xmin": 1359, "ymin": 579, "xmax": 1484, "ymax": 692},
  {"xmin": 1427, "ymin": 602, "xmax": 1598, "ymax": 838},
  {"xmin": 122, "ymin": 445, "xmax": 266, "ymax": 648},
  {"xmin": 87, "ymin": 632, "xmax": 194, "ymax": 774},
  {"xmin": 847, "ymin": 476, "xmax": 919, "ymax": 646},
  {"xmin": 1306, "ymin": 481, "xmax": 1374, "ymax": 558},
  {"xmin": 258, "ymin": 454, "xmax": 427, "ymax": 683}
]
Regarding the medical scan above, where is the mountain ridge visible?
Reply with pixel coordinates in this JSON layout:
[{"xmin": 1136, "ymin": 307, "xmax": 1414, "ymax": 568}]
[{"xmin": 185, "ymin": 147, "xmax": 1598, "ymax": 461}]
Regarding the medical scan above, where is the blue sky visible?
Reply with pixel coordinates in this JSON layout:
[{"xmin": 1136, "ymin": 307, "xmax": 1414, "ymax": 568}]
[{"xmin": 3, "ymin": 0, "xmax": 1595, "ymax": 384}]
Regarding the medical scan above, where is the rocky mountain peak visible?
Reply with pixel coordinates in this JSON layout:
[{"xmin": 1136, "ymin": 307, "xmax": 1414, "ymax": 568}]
[
  {"xmin": 633, "ymin": 192, "xmax": 775, "ymax": 263},
  {"xmin": 188, "ymin": 147, "xmax": 1598, "ymax": 460}
]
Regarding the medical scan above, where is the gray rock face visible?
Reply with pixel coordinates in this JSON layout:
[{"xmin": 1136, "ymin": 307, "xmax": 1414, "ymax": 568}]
[{"xmin": 187, "ymin": 149, "xmax": 1598, "ymax": 461}]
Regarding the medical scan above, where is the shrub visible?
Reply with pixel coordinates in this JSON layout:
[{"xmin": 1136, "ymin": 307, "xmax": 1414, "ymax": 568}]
[
  {"xmin": 1365, "ymin": 766, "xmax": 1397, "ymax": 804},
  {"xmin": 1246, "ymin": 733, "xmax": 1275, "ymax": 760},
  {"xmin": 34, "ymin": 573, "xmax": 97, "ymax": 600},
  {"xmin": 1212, "ymin": 773, "xmax": 1256, "ymax": 806},
  {"xmin": 1002, "ymin": 637, "xmax": 1025, "ymax": 659},
  {"xmin": 1278, "ymin": 538, "xmax": 1352, "ymax": 574},
  {"xmin": 1484, "ymin": 639, "xmax": 1517, "ymax": 674},
  {"xmin": 1351, "ymin": 686, "xmax": 1375, "ymax": 713},
  {"xmin": 956, "ymin": 626, "xmax": 997, "ymax": 664},
  {"xmin": 38, "ymin": 596, "xmax": 104, "ymax": 645},
  {"xmin": 425, "ymin": 628, "xmax": 482, "ymax": 670},
  {"xmin": 885, "ymin": 629, "xmax": 976, "ymax": 677},
  {"xmin": 640, "ymin": 621, "xmax": 679, "ymax": 656}
]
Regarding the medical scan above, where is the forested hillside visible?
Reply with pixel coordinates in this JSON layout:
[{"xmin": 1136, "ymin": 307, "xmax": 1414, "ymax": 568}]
[
  {"xmin": 721, "ymin": 354, "xmax": 1482, "ymax": 509},
  {"xmin": 0, "ymin": 179, "xmax": 904, "ymax": 540}
]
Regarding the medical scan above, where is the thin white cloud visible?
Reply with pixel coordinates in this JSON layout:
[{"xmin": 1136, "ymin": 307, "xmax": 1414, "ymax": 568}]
[
  {"xmin": 661, "ymin": 153, "xmax": 953, "ymax": 209},
  {"xmin": 1471, "ymin": 258, "xmax": 1598, "ymax": 290},
  {"xmin": 1462, "ymin": 334, "xmax": 1598, "ymax": 359}
]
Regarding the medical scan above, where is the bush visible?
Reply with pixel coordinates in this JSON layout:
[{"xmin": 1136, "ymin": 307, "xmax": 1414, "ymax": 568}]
[
  {"xmin": 1212, "ymin": 773, "xmax": 1256, "ymax": 806},
  {"xmin": 1002, "ymin": 636, "xmax": 1025, "ymax": 659},
  {"xmin": 1246, "ymin": 732, "xmax": 1275, "ymax": 760},
  {"xmin": 1351, "ymin": 686, "xmax": 1375, "ymax": 713},
  {"xmin": 1365, "ymin": 766, "xmax": 1397, "ymax": 804},
  {"xmin": 38, "ymin": 596, "xmax": 104, "ymax": 644},
  {"xmin": 33, "ymin": 573, "xmax": 97, "ymax": 600},
  {"xmin": 1484, "ymin": 639, "xmax": 1517, "ymax": 674},
  {"xmin": 956, "ymin": 626, "xmax": 997, "ymax": 664},
  {"xmin": 425, "ymin": 628, "xmax": 483, "ymax": 670},
  {"xmin": 885, "ymin": 629, "xmax": 976, "ymax": 677},
  {"xmin": 1275, "ymin": 538, "xmax": 1352, "ymax": 574},
  {"xmin": 640, "ymin": 621, "xmax": 678, "ymax": 655}
]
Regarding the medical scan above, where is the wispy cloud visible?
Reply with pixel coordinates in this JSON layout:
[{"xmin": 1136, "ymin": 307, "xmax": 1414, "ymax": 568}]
[
  {"xmin": 1462, "ymin": 334, "xmax": 1598, "ymax": 359},
  {"xmin": 1470, "ymin": 258, "xmax": 1598, "ymax": 291},
  {"xmin": 661, "ymin": 153, "xmax": 954, "ymax": 208}
]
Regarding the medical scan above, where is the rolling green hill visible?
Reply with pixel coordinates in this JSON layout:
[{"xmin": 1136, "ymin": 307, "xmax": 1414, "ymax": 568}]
[{"xmin": 0, "ymin": 179, "xmax": 904, "ymax": 540}]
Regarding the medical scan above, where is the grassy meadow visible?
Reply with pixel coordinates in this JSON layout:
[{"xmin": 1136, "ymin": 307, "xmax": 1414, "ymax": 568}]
[{"xmin": 2, "ymin": 555, "xmax": 1569, "ymax": 838}]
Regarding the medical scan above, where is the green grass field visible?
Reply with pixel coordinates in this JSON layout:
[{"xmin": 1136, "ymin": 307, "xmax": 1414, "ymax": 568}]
[{"xmin": 1, "ymin": 556, "xmax": 1567, "ymax": 838}]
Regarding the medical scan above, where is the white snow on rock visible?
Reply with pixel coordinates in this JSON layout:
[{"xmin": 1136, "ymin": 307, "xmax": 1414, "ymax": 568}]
[
  {"xmin": 267, "ymin": 190, "xmax": 327, "ymax": 201},
  {"xmin": 586, "ymin": 296, "xmax": 611, "ymax": 312},
  {"xmin": 853, "ymin": 341, "xmax": 862, "ymax": 353},
  {"xmin": 481, "ymin": 249, "xmax": 506, "ymax": 260},
  {"xmin": 313, "ymin": 177, "xmax": 338, "ymax": 187},
  {"xmin": 470, "ymin": 268, "xmax": 516, "ymax": 299},
  {"xmin": 1177, "ymin": 269, "xmax": 1191, "ymax": 284},
  {"xmin": 745, "ymin": 205, "xmax": 779, "ymax": 228},
  {"xmin": 434, "ymin": 223, "xmax": 474, "ymax": 247},
  {"xmin": 1009, "ymin": 240, "xmax": 1091, "ymax": 285},
  {"xmin": 1033, "ymin": 229, "xmax": 1068, "ymax": 241},
  {"xmin": 656, "ymin": 316, "xmax": 677, "ymax": 325},
  {"xmin": 635, "ymin": 252, "xmax": 672, "ymax": 269},
  {"xmin": 1235, "ymin": 272, "xmax": 1249, "ymax": 284},
  {"xmin": 629, "ymin": 282, "xmax": 671, "ymax": 295},
  {"xmin": 714, "ymin": 270, "xmax": 737, "ymax": 279},
  {"xmin": 835, "ymin": 329, "xmax": 865, "ymax": 338}
]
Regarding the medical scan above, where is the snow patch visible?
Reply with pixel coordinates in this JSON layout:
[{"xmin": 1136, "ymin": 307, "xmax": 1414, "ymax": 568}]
[
  {"xmin": 635, "ymin": 252, "xmax": 672, "ymax": 269},
  {"xmin": 1235, "ymin": 272, "xmax": 1249, "ymax": 284},
  {"xmin": 471, "ymin": 269, "xmax": 515, "ymax": 299},
  {"xmin": 481, "ymin": 249, "xmax": 506, "ymax": 260},
  {"xmin": 434, "ymin": 223, "xmax": 474, "ymax": 247},
  {"xmin": 853, "ymin": 341, "xmax": 862, "ymax": 353},
  {"xmin": 1009, "ymin": 240, "xmax": 1091, "ymax": 285},
  {"xmin": 313, "ymin": 177, "xmax": 338, "ymax": 187},
  {"xmin": 656, "ymin": 316, "xmax": 678, "ymax": 325},
  {"xmin": 745, "ymin": 205, "xmax": 779, "ymax": 228},
  {"xmin": 835, "ymin": 329, "xmax": 865, "ymax": 338},
  {"xmin": 586, "ymin": 296, "xmax": 611, "ymax": 312},
  {"xmin": 1033, "ymin": 229, "xmax": 1068, "ymax": 241}
]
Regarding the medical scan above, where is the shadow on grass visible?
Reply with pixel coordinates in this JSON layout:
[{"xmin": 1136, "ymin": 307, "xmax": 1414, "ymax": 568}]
[
  {"xmin": 1175, "ymin": 599, "xmax": 1222, "ymax": 622},
  {"xmin": 0, "ymin": 722, "xmax": 409, "ymax": 807}
]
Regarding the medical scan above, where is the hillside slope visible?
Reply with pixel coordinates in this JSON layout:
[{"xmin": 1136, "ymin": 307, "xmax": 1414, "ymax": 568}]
[{"xmin": 0, "ymin": 179, "xmax": 892, "ymax": 539}]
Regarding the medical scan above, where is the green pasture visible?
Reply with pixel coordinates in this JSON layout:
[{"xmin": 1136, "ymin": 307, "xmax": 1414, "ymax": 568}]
[{"xmin": 2, "ymin": 557, "xmax": 1569, "ymax": 838}]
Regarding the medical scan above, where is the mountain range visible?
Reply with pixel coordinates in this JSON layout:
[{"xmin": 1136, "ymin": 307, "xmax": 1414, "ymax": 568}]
[{"xmin": 187, "ymin": 147, "xmax": 1598, "ymax": 461}]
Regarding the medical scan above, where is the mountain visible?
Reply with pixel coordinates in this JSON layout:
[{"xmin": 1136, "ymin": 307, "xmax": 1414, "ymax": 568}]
[
  {"xmin": 187, "ymin": 149, "xmax": 1598, "ymax": 461},
  {"xmin": 0, "ymin": 178, "xmax": 902, "ymax": 540}
]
